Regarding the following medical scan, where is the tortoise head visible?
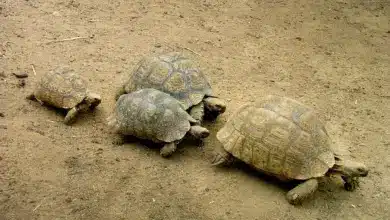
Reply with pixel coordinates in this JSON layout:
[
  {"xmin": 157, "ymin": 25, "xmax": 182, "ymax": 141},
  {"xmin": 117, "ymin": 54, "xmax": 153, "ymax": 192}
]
[
  {"xmin": 331, "ymin": 156, "xmax": 369, "ymax": 178},
  {"xmin": 204, "ymin": 97, "xmax": 227, "ymax": 114},
  {"xmin": 85, "ymin": 92, "xmax": 102, "ymax": 109}
]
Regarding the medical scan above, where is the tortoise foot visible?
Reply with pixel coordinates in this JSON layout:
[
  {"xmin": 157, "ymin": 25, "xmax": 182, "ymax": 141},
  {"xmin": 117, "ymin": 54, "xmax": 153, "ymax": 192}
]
[
  {"xmin": 343, "ymin": 176, "xmax": 359, "ymax": 191},
  {"xmin": 286, "ymin": 179, "xmax": 318, "ymax": 205},
  {"xmin": 160, "ymin": 142, "xmax": 177, "ymax": 158}
]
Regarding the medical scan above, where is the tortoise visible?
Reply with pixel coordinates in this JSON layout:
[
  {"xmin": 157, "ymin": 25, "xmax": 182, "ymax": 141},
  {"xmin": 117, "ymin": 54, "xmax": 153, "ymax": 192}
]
[
  {"xmin": 26, "ymin": 66, "xmax": 101, "ymax": 125},
  {"xmin": 212, "ymin": 95, "xmax": 369, "ymax": 205},
  {"xmin": 115, "ymin": 51, "xmax": 226, "ymax": 125},
  {"xmin": 107, "ymin": 88, "xmax": 210, "ymax": 157}
]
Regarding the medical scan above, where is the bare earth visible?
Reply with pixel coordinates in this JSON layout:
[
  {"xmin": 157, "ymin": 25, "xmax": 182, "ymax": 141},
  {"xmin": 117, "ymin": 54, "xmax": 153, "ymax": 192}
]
[{"xmin": 1, "ymin": 0, "xmax": 389, "ymax": 219}]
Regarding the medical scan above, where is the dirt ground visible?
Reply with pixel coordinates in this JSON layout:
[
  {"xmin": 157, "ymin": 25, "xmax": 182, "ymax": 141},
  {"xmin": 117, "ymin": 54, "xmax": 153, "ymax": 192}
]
[{"xmin": 1, "ymin": 0, "xmax": 389, "ymax": 219}]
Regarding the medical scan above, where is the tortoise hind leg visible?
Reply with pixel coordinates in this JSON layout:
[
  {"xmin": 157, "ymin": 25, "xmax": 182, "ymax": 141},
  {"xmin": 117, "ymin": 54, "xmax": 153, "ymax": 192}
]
[
  {"xmin": 26, "ymin": 93, "xmax": 44, "ymax": 105},
  {"xmin": 115, "ymin": 86, "xmax": 126, "ymax": 101},
  {"xmin": 211, "ymin": 149, "xmax": 235, "ymax": 167},
  {"xmin": 286, "ymin": 178, "xmax": 319, "ymax": 205},
  {"xmin": 64, "ymin": 107, "xmax": 79, "ymax": 125},
  {"xmin": 160, "ymin": 142, "xmax": 177, "ymax": 158},
  {"xmin": 26, "ymin": 93, "xmax": 36, "ymax": 100}
]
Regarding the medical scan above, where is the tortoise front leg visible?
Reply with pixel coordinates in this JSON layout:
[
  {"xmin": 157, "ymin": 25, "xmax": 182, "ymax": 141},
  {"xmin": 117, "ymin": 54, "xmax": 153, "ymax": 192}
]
[
  {"xmin": 342, "ymin": 176, "xmax": 359, "ymax": 191},
  {"xmin": 160, "ymin": 142, "xmax": 177, "ymax": 158},
  {"xmin": 286, "ymin": 178, "xmax": 319, "ymax": 205},
  {"xmin": 189, "ymin": 102, "xmax": 204, "ymax": 125},
  {"xmin": 64, "ymin": 107, "xmax": 79, "ymax": 125}
]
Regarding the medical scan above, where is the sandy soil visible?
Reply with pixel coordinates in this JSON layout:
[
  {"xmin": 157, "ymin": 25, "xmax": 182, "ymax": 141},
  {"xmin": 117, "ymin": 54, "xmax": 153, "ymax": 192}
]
[{"xmin": 1, "ymin": 0, "xmax": 389, "ymax": 219}]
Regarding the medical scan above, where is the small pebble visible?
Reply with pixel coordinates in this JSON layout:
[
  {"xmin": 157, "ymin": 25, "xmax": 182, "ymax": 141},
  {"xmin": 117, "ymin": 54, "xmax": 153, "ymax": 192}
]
[
  {"xmin": 154, "ymin": 43, "xmax": 162, "ymax": 48},
  {"xmin": 0, "ymin": 124, "xmax": 7, "ymax": 129},
  {"xmin": 52, "ymin": 11, "xmax": 61, "ymax": 17},
  {"xmin": 115, "ymin": 157, "xmax": 120, "ymax": 162},
  {"xmin": 65, "ymin": 197, "xmax": 72, "ymax": 203},
  {"xmin": 295, "ymin": 37, "xmax": 303, "ymax": 41},
  {"xmin": 0, "ymin": 112, "xmax": 4, "ymax": 117},
  {"xmin": 12, "ymin": 72, "xmax": 28, "ymax": 78}
]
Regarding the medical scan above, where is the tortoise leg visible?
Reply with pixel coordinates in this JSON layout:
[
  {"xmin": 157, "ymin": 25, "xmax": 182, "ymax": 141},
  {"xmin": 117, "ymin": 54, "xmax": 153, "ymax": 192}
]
[
  {"xmin": 112, "ymin": 134, "xmax": 138, "ymax": 145},
  {"xmin": 64, "ymin": 107, "xmax": 79, "ymax": 125},
  {"xmin": 26, "ymin": 93, "xmax": 35, "ymax": 100},
  {"xmin": 342, "ymin": 176, "xmax": 359, "ymax": 191},
  {"xmin": 26, "ymin": 93, "xmax": 44, "ymax": 105},
  {"xmin": 112, "ymin": 134, "xmax": 126, "ymax": 145},
  {"xmin": 189, "ymin": 102, "xmax": 204, "ymax": 125},
  {"xmin": 211, "ymin": 149, "xmax": 235, "ymax": 167},
  {"xmin": 160, "ymin": 142, "xmax": 177, "ymax": 158},
  {"xmin": 115, "ymin": 86, "xmax": 126, "ymax": 101},
  {"xmin": 286, "ymin": 178, "xmax": 319, "ymax": 205}
]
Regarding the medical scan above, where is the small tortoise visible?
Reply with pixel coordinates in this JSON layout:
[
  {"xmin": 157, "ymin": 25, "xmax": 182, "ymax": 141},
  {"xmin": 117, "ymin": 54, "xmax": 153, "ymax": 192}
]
[
  {"xmin": 27, "ymin": 66, "xmax": 101, "ymax": 125},
  {"xmin": 212, "ymin": 95, "xmax": 368, "ymax": 205},
  {"xmin": 115, "ymin": 52, "xmax": 226, "ymax": 125},
  {"xmin": 108, "ymin": 88, "xmax": 210, "ymax": 157}
]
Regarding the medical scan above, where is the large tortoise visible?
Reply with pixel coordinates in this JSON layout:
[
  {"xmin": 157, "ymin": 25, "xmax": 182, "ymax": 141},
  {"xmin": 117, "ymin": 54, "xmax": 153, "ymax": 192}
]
[
  {"xmin": 115, "ymin": 52, "xmax": 226, "ymax": 125},
  {"xmin": 212, "ymin": 95, "xmax": 369, "ymax": 205},
  {"xmin": 26, "ymin": 66, "xmax": 101, "ymax": 125},
  {"xmin": 108, "ymin": 88, "xmax": 210, "ymax": 157}
]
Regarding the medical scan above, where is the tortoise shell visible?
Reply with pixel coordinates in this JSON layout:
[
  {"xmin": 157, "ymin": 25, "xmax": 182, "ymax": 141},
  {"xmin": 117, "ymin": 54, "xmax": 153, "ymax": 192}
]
[
  {"xmin": 33, "ymin": 66, "xmax": 87, "ymax": 109},
  {"xmin": 216, "ymin": 95, "xmax": 335, "ymax": 180},
  {"xmin": 110, "ymin": 88, "xmax": 196, "ymax": 143},
  {"xmin": 122, "ymin": 52, "xmax": 213, "ymax": 110}
]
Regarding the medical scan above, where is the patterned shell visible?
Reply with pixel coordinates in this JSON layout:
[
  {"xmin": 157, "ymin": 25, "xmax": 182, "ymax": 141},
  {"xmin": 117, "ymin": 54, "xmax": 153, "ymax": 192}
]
[
  {"xmin": 216, "ymin": 95, "xmax": 335, "ymax": 180},
  {"xmin": 111, "ymin": 88, "xmax": 196, "ymax": 143},
  {"xmin": 123, "ymin": 52, "xmax": 213, "ymax": 110},
  {"xmin": 33, "ymin": 66, "xmax": 87, "ymax": 109}
]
